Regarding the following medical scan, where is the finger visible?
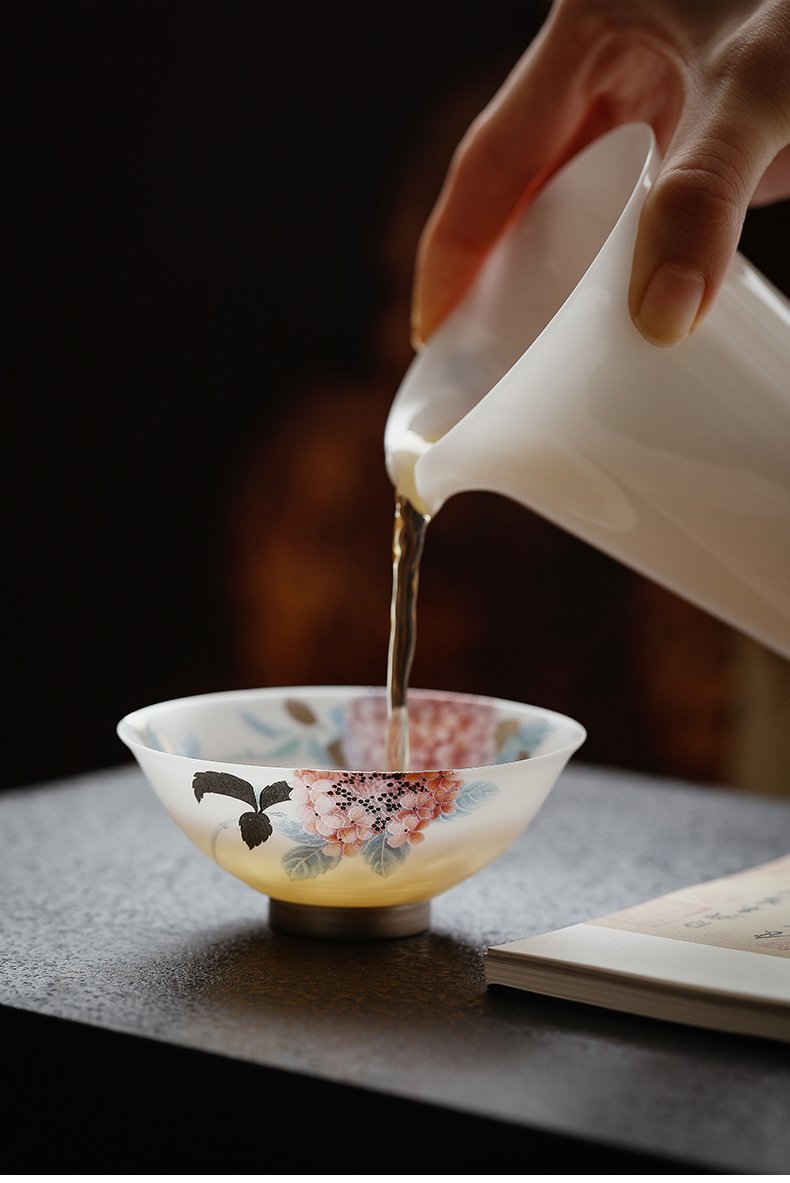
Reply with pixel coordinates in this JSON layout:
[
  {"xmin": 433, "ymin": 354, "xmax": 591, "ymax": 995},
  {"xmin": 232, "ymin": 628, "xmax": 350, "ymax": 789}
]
[
  {"xmin": 629, "ymin": 116, "xmax": 785, "ymax": 346},
  {"xmin": 411, "ymin": 15, "xmax": 596, "ymax": 347},
  {"xmin": 751, "ymin": 143, "xmax": 790, "ymax": 205},
  {"xmin": 630, "ymin": 35, "xmax": 790, "ymax": 346}
]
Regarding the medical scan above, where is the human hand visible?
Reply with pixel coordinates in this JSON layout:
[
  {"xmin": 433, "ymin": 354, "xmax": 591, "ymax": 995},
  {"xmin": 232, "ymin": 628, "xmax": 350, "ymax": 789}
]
[{"xmin": 411, "ymin": 0, "xmax": 790, "ymax": 348}]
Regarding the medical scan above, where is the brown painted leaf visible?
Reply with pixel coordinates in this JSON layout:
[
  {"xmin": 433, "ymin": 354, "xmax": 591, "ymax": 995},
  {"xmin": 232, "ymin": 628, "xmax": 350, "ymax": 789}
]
[
  {"xmin": 326, "ymin": 738, "xmax": 345, "ymax": 770},
  {"xmin": 495, "ymin": 719, "xmax": 520, "ymax": 749},
  {"xmin": 285, "ymin": 699, "xmax": 317, "ymax": 725},
  {"xmin": 193, "ymin": 770, "xmax": 257, "ymax": 809},
  {"xmin": 239, "ymin": 810, "xmax": 273, "ymax": 849},
  {"xmin": 258, "ymin": 780, "xmax": 293, "ymax": 810}
]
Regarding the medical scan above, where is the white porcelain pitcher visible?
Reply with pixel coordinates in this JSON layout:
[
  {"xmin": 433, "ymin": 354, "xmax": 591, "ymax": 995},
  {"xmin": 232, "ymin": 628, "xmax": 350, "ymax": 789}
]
[{"xmin": 385, "ymin": 122, "xmax": 790, "ymax": 659}]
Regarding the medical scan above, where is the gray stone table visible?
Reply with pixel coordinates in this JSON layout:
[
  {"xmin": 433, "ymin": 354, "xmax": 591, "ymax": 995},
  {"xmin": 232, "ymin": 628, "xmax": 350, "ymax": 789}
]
[{"xmin": 2, "ymin": 760, "xmax": 789, "ymax": 1173}]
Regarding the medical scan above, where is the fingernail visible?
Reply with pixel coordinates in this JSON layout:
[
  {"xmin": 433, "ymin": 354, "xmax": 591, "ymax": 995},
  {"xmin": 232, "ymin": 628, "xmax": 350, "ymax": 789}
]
[{"xmin": 635, "ymin": 265, "xmax": 706, "ymax": 347}]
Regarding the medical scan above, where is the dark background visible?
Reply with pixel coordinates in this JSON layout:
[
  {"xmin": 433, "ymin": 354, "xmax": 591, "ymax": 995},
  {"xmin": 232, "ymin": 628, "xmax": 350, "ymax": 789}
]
[{"xmin": 4, "ymin": 0, "xmax": 788, "ymax": 793}]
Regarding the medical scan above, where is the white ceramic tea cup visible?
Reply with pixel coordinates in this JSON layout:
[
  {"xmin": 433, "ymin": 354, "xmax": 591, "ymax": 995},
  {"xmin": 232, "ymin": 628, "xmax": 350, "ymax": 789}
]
[
  {"xmin": 385, "ymin": 122, "xmax": 790, "ymax": 659},
  {"xmin": 117, "ymin": 685, "xmax": 586, "ymax": 938}
]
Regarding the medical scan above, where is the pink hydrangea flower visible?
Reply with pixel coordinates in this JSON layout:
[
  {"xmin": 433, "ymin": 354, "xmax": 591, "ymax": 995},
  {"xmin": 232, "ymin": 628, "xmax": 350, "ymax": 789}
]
[
  {"xmin": 290, "ymin": 767, "xmax": 464, "ymax": 856},
  {"xmin": 344, "ymin": 694, "xmax": 498, "ymax": 771}
]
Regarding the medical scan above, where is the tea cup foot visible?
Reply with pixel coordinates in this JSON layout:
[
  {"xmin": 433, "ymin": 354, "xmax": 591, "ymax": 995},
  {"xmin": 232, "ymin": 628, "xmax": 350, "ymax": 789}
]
[{"xmin": 268, "ymin": 898, "xmax": 430, "ymax": 940}]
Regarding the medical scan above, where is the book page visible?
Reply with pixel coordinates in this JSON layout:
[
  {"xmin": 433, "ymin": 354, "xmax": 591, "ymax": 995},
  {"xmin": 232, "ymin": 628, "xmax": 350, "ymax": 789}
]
[{"xmin": 590, "ymin": 854, "xmax": 790, "ymax": 957}]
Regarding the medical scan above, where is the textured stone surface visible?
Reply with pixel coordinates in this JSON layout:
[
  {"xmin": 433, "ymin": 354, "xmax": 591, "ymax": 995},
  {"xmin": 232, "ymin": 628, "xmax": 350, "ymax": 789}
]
[{"xmin": 2, "ymin": 761, "xmax": 789, "ymax": 1172}]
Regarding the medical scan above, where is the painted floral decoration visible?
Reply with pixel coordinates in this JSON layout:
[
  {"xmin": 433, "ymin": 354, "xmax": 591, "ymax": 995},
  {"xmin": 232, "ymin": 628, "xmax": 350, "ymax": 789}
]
[{"xmin": 191, "ymin": 694, "xmax": 549, "ymax": 881}]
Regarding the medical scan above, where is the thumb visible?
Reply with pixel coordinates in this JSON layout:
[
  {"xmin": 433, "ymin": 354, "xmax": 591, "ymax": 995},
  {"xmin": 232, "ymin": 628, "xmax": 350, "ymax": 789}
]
[{"xmin": 629, "ymin": 118, "xmax": 777, "ymax": 347}]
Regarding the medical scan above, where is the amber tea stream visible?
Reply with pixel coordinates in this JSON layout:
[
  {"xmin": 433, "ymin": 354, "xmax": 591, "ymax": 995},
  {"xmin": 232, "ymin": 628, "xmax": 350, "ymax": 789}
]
[{"xmin": 385, "ymin": 493, "xmax": 430, "ymax": 770}]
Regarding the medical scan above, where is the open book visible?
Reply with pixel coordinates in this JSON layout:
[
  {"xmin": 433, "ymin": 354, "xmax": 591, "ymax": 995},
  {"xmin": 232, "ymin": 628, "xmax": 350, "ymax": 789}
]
[{"xmin": 484, "ymin": 855, "xmax": 790, "ymax": 1043}]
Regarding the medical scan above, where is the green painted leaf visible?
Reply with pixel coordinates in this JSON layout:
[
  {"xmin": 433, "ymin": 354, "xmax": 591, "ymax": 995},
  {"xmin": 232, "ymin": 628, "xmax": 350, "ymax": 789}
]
[
  {"xmin": 451, "ymin": 779, "xmax": 499, "ymax": 815},
  {"xmin": 307, "ymin": 738, "xmax": 332, "ymax": 765},
  {"xmin": 361, "ymin": 833, "xmax": 409, "ymax": 877},
  {"xmin": 272, "ymin": 815, "xmax": 322, "ymax": 843},
  {"xmin": 283, "ymin": 843, "xmax": 341, "ymax": 880},
  {"xmin": 241, "ymin": 712, "xmax": 283, "ymax": 738},
  {"xmin": 266, "ymin": 736, "xmax": 302, "ymax": 761}
]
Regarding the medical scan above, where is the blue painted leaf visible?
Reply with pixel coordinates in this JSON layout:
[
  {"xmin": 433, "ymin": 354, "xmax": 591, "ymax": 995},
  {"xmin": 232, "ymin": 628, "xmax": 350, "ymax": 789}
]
[
  {"xmin": 328, "ymin": 705, "xmax": 347, "ymax": 732},
  {"xmin": 269, "ymin": 814, "xmax": 322, "ymax": 843},
  {"xmin": 520, "ymin": 720, "xmax": 552, "ymax": 748},
  {"xmin": 241, "ymin": 712, "xmax": 285, "ymax": 738},
  {"xmin": 144, "ymin": 725, "xmax": 164, "ymax": 752},
  {"xmin": 178, "ymin": 733, "xmax": 202, "ymax": 759},
  {"xmin": 497, "ymin": 721, "xmax": 553, "ymax": 763},
  {"xmin": 450, "ymin": 779, "xmax": 499, "ymax": 816},
  {"xmin": 283, "ymin": 844, "xmax": 341, "ymax": 880},
  {"xmin": 496, "ymin": 717, "xmax": 551, "ymax": 762},
  {"xmin": 361, "ymin": 833, "xmax": 409, "ymax": 877},
  {"xmin": 239, "ymin": 810, "xmax": 273, "ymax": 849},
  {"xmin": 307, "ymin": 737, "xmax": 333, "ymax": 765},
  {"xmin": 193, "ymin": 771, "xmax": 257, "ymax": 809},
  {"xmin": 266, "ymin": 736, "xmax": 303, "ymax": 762}
]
